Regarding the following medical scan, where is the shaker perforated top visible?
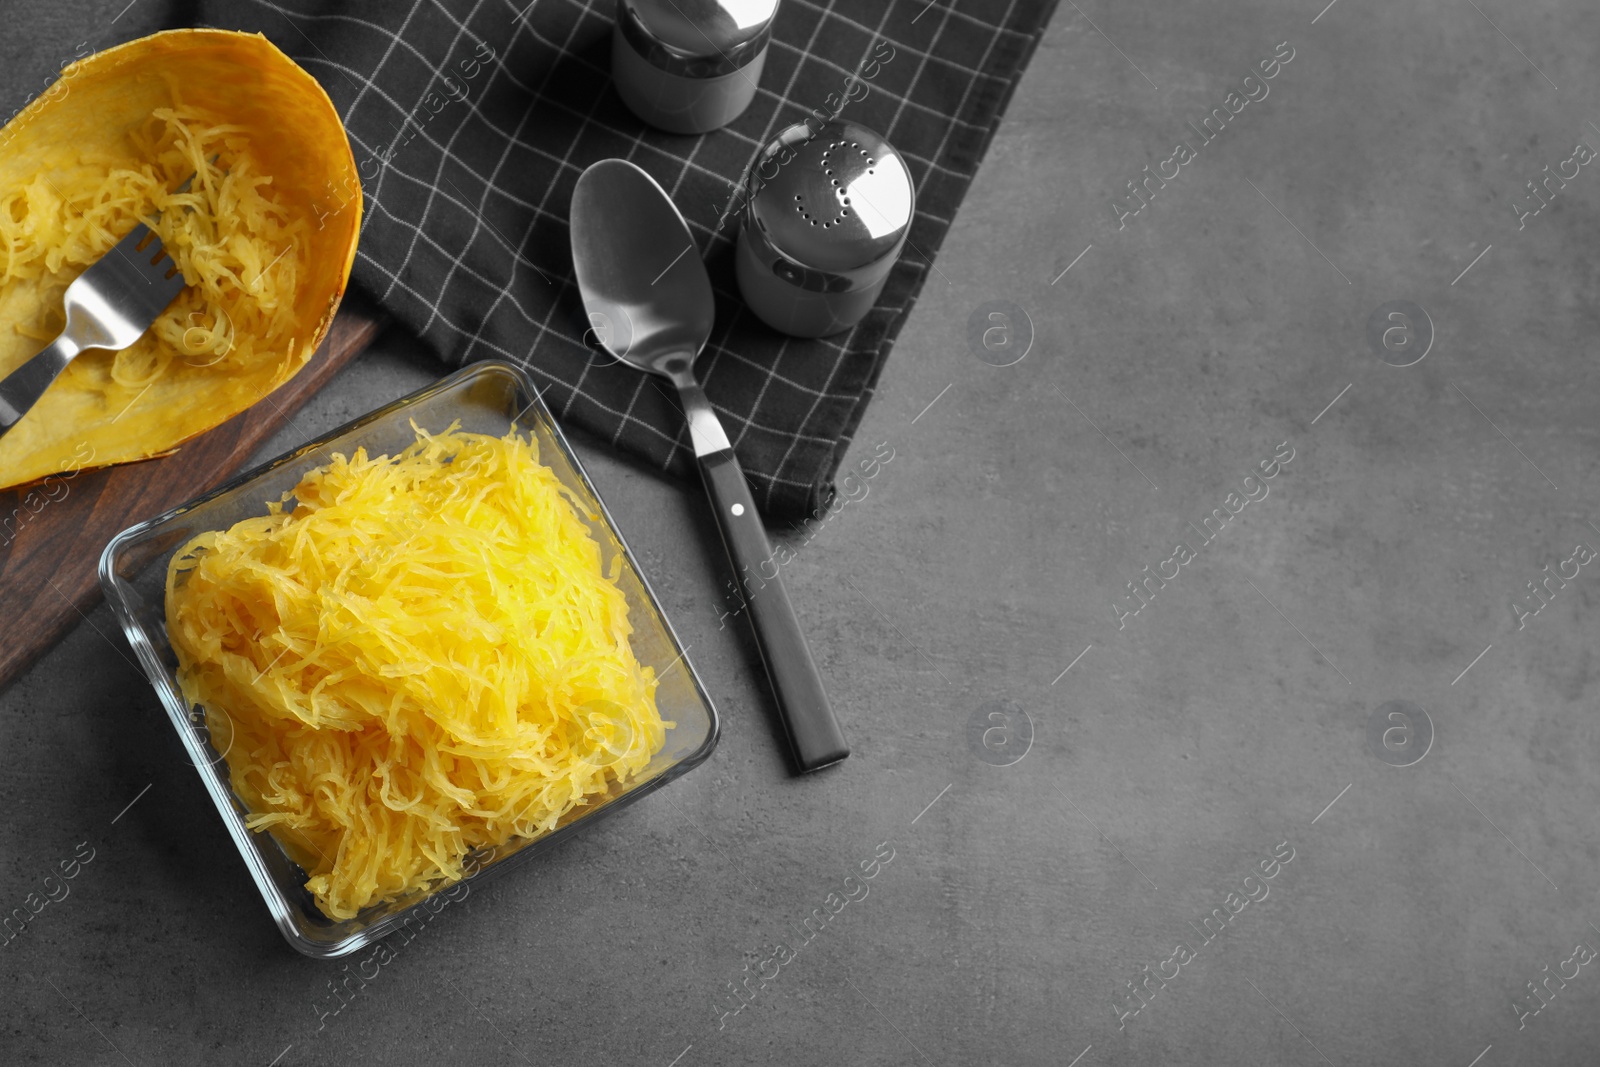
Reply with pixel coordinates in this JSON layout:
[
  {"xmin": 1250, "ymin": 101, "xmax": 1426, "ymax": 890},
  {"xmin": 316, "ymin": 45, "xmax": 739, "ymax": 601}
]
[{"xmin": 750, "ymin": 121, "xmax": 915, "ymax": 273}]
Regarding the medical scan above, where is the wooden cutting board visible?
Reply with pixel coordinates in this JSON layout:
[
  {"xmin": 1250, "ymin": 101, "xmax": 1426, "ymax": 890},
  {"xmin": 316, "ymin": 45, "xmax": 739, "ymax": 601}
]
[{"xmin": 0, "ymin": 306, "xmax": 386, "ymax": 691}]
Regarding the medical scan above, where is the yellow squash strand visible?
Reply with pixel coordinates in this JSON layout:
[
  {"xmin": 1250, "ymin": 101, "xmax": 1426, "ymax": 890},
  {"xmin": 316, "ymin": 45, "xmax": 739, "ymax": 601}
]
[{"xmin": 165, "ymin": 426, "xmax": 669, "ymax": 920}]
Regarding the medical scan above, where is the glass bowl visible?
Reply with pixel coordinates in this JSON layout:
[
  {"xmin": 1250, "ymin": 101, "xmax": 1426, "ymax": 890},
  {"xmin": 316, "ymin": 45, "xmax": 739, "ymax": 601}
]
[{"xmin": 99, "ymin": 360, "xmax": 720, "ymax": 958}]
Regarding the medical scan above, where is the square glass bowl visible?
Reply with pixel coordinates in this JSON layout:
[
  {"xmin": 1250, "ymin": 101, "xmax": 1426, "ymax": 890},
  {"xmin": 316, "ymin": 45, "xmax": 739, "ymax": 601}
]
[{"xmin": 99, "ymin": 360, "xmax": 719, "ymax": 958}]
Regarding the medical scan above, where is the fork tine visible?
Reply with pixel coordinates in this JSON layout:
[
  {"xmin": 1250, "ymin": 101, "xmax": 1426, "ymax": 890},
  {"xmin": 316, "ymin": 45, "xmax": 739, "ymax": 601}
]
[
  {"xmin": 111, "ymin": 221, "xmax": 183, "ymax": 289},
  {"xmin": 82, "ymin": 220, "xmax": 186, "ymax": 327},
  {"xmin": 111, "ymin": 223, "xmax": 154, "ymax": 270}
]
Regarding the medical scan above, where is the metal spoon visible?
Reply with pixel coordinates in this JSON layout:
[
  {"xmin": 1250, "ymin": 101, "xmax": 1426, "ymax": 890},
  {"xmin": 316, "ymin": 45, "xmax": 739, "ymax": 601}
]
[{"xmin": 570, "ymin": 158, "xmax": 848, "ymax": 773}]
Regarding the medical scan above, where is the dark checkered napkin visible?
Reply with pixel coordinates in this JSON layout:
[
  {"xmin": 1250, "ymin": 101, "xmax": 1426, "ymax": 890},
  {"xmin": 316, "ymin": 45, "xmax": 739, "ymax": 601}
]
[{"xmin": 190, "ymin": 0, "xmax": 1058, "ymax": 520}]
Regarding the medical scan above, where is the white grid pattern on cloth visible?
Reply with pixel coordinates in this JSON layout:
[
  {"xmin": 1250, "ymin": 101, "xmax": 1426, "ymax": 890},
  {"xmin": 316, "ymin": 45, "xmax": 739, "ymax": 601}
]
[
  {"xmin": 258, "ymin": 0, "xmax": 990, "ymax": 205},
  {"xmin": 371, "ymin": 0, "xmax": 495, "ymax": 308},
  {"xmin": 260, "ymin": 3, "xmax": 973, "ymax": 251},
  {"xmin": 205, "ymin": 0, "xmax": 1058, "ymax": 518}
]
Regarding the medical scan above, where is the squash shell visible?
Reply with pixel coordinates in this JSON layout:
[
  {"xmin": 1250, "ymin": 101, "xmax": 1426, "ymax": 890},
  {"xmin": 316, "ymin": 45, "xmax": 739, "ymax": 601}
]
[{"xmin": 0, "ymin": 29, "xmax": 361, "ymax": 490}]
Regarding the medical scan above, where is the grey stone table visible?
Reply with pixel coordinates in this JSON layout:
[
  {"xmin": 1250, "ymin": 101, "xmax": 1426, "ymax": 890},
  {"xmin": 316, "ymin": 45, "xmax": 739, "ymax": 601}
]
[{"xmin": 6, "ymin": 1, "xmax": 1600, "ymax": 1064}]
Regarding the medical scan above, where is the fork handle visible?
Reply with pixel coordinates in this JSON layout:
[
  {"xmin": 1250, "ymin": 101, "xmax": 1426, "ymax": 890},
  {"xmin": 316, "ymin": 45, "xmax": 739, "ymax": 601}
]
[{"xmin": 0, "ymin": 335, "xmax": 81, "ymax": 433}]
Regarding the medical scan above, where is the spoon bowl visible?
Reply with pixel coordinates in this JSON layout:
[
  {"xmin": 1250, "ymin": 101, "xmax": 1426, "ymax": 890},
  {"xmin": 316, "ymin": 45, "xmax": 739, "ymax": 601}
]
[{"xmin": 570, "ymin": 160, "xmax": 714, "ymax": 377}]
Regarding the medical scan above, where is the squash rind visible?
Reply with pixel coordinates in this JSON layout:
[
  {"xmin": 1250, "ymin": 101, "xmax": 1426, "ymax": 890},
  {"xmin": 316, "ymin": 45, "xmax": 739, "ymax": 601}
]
[{"xmin": 0, "ymin": 29, "xmax": 362, "ymax": 491}]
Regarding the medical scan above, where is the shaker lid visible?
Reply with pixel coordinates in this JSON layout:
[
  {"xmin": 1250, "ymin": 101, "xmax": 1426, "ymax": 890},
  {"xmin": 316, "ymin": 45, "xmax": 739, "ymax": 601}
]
[
  {"xmin": 619, "ymin": 0, "xmax": 779, "ymax": 76},
  {"xmin": 748, "ymin": 120, "xmax": 915, "ymax": 273}
]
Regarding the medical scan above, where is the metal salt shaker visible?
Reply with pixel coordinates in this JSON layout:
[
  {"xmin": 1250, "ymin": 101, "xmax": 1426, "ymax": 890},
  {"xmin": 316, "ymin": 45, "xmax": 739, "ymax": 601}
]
[
  {"xmin": 735, "ymin": 120, "xmax": 915, "ymax": 338},
  {"xmin": 611, "ymin": 0, "xmax": 778, "ymax": 134}
]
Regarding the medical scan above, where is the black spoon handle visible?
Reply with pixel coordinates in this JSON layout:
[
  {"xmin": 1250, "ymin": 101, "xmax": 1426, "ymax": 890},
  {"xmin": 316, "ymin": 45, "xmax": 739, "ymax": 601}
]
[{"xmin": 697, "ymin": 445, "xmax": 849, "ymax": 772}]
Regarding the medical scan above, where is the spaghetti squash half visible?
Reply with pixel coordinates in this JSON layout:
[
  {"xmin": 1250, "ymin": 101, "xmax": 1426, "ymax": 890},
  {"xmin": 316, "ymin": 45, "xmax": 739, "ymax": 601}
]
[{"xmin": 0, "ymin": 29, "xmax": 360, "ymax": 490}]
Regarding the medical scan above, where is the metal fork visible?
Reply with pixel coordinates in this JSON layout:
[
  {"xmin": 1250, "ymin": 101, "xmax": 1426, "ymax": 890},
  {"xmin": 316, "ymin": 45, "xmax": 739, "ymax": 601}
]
[{"xmin": 0, "ymin": 219, "xmax": 187, "ymax": 437}]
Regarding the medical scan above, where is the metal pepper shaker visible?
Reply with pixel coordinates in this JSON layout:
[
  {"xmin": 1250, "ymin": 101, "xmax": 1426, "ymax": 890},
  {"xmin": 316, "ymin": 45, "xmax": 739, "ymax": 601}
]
[
  {"xmin": 735, "ymin": 120, "xmax": 915, "ymax": 338},
  {"xmin": 611, "ymin": 0, "xmax": 778, "ymax": 134}
]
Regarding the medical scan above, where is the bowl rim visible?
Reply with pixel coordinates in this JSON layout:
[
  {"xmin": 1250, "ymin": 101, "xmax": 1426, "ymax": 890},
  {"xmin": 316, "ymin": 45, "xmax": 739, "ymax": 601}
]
[{"xmin": 97, "ymin": 358, "xmax": 721, "ymax": 958}]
